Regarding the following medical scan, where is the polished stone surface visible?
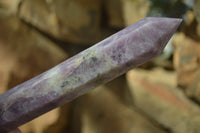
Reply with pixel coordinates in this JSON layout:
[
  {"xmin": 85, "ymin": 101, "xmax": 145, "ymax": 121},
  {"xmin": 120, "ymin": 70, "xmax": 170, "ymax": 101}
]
[{"xmin": 0, "ymin": 17, "xmax": 182, "ymax": 132}]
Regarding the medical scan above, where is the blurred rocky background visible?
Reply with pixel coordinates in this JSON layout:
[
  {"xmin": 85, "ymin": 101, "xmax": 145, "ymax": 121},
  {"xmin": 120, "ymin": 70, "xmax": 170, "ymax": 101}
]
[{"xmin": 0, "ymin": 0, "xmax": 200, "ymax": 133}]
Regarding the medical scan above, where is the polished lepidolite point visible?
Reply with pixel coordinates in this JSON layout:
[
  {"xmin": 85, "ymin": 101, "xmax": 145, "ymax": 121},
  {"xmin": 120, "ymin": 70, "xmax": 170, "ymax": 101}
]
[{"xmin": 0, "ymin": 17, "xmax": 182, "ymax": 132}]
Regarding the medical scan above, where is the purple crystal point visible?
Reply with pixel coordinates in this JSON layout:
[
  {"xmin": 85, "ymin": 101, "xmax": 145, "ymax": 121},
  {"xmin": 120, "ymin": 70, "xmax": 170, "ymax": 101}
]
[{"xmin": 0, "ymin": 17, "xmax": 182, "ymax": 132}]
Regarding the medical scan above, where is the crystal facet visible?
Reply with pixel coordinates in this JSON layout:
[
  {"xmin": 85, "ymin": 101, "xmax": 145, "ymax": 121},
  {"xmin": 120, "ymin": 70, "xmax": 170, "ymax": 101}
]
[{"xmin": 0, "ymin": 17, "xmax": 182, "ymax": 132}]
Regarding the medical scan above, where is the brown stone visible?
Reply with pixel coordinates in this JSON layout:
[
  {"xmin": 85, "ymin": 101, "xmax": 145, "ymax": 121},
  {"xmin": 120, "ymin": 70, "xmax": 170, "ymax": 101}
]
[
  {"xmin": 0, "ymin": 16, "xmax": 67, "ymax": 89},
  {"xmin": 127, "ymin": 68, "xmax": 200, "ymax": 133},
  {"xmin": 0, "ymin": 0, "xmax": 21, "ymax": 15},
  {"xmin": 122, "ymin": 0, "xmax": 150, "ymax": 26},
  {"xmin": 0, "ymin": 44, "xmax": 15, "ymax": 94},
  {"xmin": 19, "ymin": 108, "xmax": 60, "ymax": 133},
  {"xmin": 103, "ymin": 0, "xmax": 124, "ymax": 28},
  {"xmin": 194, "ymin": 0, "xmax": 200, "ymax": 24},
  {"xmin": 75, "ymin": 85, "xmax": 167, "ymax": 133},
  {"xmin": 43, "ymin": 104, "xmax": 71, "ymax": 133},
  {"xmin": 19, "ymin": 0, "xmax": 102, "ymax": 44},
  {"xmin": 181, "ymin": 11, "xmax": 200, "ymax": 41},
  {"xmin": 173, "ymin": 33, "xmax": 200, "ymax": 100},
  {"xmin": 0, "ymin": 16, "xmax": 67, "ymax": 132}
]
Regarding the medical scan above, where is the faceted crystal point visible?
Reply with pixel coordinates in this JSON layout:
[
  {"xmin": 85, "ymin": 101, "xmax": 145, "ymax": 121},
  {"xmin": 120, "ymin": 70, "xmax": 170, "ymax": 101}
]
[{"xmin": 0, "ymin": 17, "xmax": 182, "ymax": 132}]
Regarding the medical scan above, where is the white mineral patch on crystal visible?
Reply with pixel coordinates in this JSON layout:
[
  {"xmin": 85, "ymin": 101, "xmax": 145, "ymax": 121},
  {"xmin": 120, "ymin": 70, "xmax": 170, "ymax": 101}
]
[{"xmin": 44, "ymin": 66, "xmax": 62, "ymax": 80}]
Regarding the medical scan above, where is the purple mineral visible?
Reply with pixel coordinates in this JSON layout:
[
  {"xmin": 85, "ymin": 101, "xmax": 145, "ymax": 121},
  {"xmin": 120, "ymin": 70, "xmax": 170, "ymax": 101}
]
[{"xmin": 0, "ymin": 17, "xmax": 182, "ymax": 132}]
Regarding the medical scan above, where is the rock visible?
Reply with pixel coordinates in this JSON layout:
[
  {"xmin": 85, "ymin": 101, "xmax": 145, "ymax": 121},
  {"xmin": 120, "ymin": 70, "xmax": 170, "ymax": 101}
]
[
  {"xmin": 104, "ymin": 75, "xmax": 133, "ymax": 106},
  {"xmin": 173, "ymin": 33, "xmax": 200, "ymax": 101},
  {"xmin": 180, "ymin": 11, "xmax": 199, "ymax": 40},
  {"xmin": 76, "ymin": 85, "xmax": 167, "ymax": 133},
  {"xmin": 0, "ymin": 16, "xmax": 67, "ymax": 89},
  {"xmin": 43, "ymin": 104, "xmax": 71, "ymax": 133},
  {"xmin": 0, "ymin": 44, "xmax": 15, "ymax": 94},
  {"xmin": 193, "ymin": 0, "xmax": 200, "ymax": 36},
  {"xmin": 19, "ymin": 0, "xmax": 102, "ymax": 44},
  {"xmin": 122, "ymin": 0, "xmax": 150, "ymax": 26},
  {"xmin": 19, "ymin": 108, "xmax": 60, "ymax": 133},
  {"xmin": 0, "ymin": 15, "xmax": 67, "ymax": 132},
  {"xmin": 0, "ymin": 0, "xmax": 21, "ymax": 15},
  {"xmin": 194, "ymin": 0, "xmax": 200, "ymax": 23},
  {"xmin": 103, "ymin": 0, "xmax": 124, "ymax": 28},
  {"xmin": 198, "ymin": 23, "xmax": 200, "ymax": 37},
  {"xmin": 127, "ymin": 68, "xmax": 200, "ymax": 133}
]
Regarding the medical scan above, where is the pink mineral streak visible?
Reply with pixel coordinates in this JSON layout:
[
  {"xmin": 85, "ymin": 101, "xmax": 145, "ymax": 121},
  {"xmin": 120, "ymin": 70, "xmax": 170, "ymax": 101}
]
[{"xmin": 0, "ymin": 17, "xmax": 182, "ymax": 132}]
